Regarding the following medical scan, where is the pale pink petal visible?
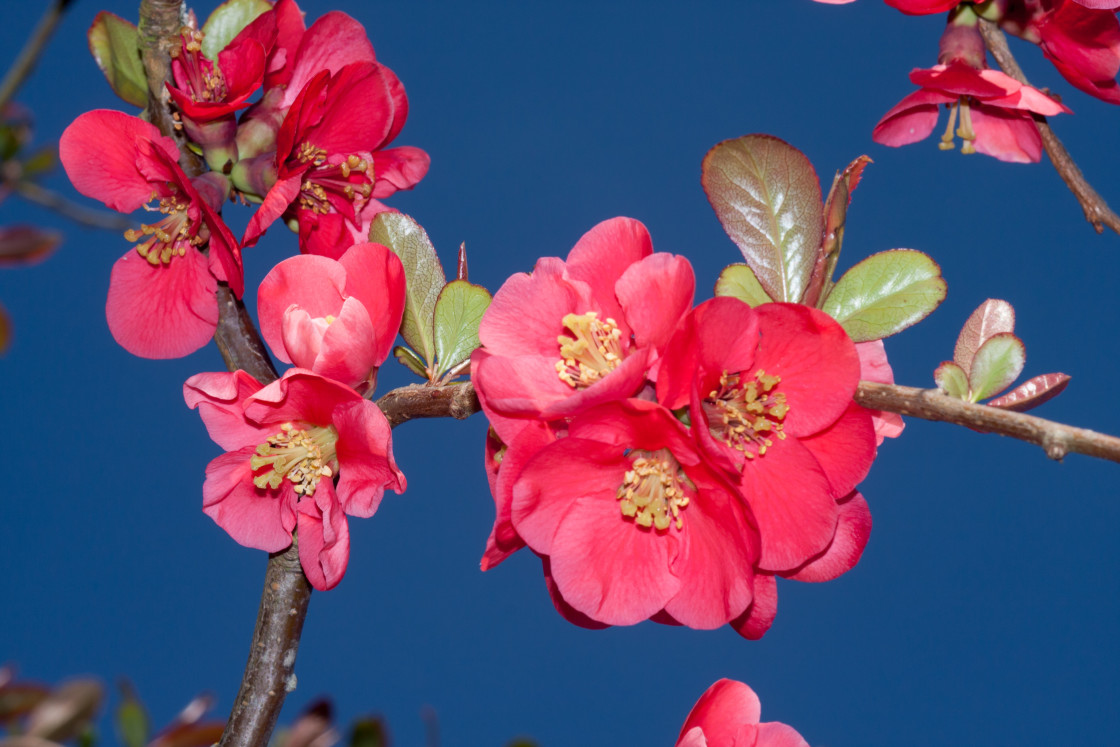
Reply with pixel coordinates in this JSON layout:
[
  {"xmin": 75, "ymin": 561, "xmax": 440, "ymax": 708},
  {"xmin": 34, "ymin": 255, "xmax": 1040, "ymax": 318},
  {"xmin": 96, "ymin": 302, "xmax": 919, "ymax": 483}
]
[
  {"xmin": 105, "ymin": 248, "xmax": 218, "ymax": 359},
  {"xmin": 333, "ymin": 399, "xmax": 405, "ymax": 518},
  {"xmin": 479, "ymin": 257, "xmax": 591, "ymax": 357},
  {"xmin": 202, "ymin": 447, "xmax": 295, "ymax": 552},
  {"xmin": 296, "ymin": 483, "xmax": 351, "ymax": 591},
  {"xmin": 756, "ymin": 722, "xmax": 810, "ymax": 747},
  {"xmin": 282, "ymin": 307, "xmax": 329, "ymax": 369},
  {"xmin": 856, "ymin": 339, "xmax": 905, "ymax": 443},
  {"xmin": 785, "ymin": 491, "xmax": 872, "ymax": 583},
  {"xmin": 675, "ymin": 726, "xmax": 708, "ymax": 747},
  {"xmin": 563, "ymin": 217, "xmax": 653, "ymax": 325},
  {"xmin": 258, "ymin": 253, "xmax": 348, "ymax": 361},
  {"xmin": 313, "ymin": 297, "xmax": 381, "ymax": 386},
  {"xmin": 370, "ymin": 146, "xmax": 430, "ymax": 198}
]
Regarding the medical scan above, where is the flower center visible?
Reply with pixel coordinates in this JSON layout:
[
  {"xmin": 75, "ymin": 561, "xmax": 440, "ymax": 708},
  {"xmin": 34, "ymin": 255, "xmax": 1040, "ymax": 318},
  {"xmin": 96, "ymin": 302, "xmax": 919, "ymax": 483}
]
[
  {"xmin": 555, "ymin": 312, "xmax": 625, "ymax": 389},
  {"xmin": 171, "ymin": 28, "xmax": 227, "ymax": 104},
  {"xmin": 123, "ymin": 196, "xmax": 201, "ymax": 266},
  {"xmin": 939, "ymin": 97, "xmax": 977, "ymax": 155},
  {"xmin": 250, "ymin": 422, "xmax": 339, "ymax": 497},
  {"xmin": 617, "ymin": 448, "xmax": 691, "ymax": 531},
  {"xmin": 703, "ymin": 370, "xmax": 789, "ymax": 458},
  {"xmin": 297, "ymin": 153, "xmax": 374, "ymax": 218}
]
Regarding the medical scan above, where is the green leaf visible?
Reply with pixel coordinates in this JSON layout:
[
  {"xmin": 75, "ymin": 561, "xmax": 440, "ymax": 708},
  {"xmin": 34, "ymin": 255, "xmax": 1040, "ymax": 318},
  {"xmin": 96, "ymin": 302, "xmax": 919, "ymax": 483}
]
[
  {"xmin": 714, "ymin": 263, "xmax": 774, "ymax": 307},
  {"xmin": 968, "ymin": 332, "xmax": 1025, "ymax": 402},
  {"xmin": 433, "ymin": 280, "xmax": 491, "ymax": 379},
  {"xmin": 87, "ymin": 12, "xmax": 148, "ymax": 108},
  {"xmin": 701, "ymin": 134, "xmax": 822, "ymax": 303},
  {"xmin": 933, "ymin": 361, "xmax": 969, "ymax": 400},
  {"xmin": 349, "ymin": 717, "xmax": 387, "ymax": 747},
  {"xmin": 201, "ymin": 0, "xmax": 272, "ymax": 59},
  {"xmin": 393, "ymin": 345, "xmax": 428, "ymax": 379},
  {"xmin": 821, "ymin": 249, "xmax": 946, "ymax": 343},
  {"xmin": 114, "ymin": 685, "xmax": 148, "ymax": 747},
  {"xmin": 953, "ymin": 298, "xmax": 1015, "ymax": 373},
  {"xmin": 369, "ymin": 213, "xmax": 446, "ymax": 366}
]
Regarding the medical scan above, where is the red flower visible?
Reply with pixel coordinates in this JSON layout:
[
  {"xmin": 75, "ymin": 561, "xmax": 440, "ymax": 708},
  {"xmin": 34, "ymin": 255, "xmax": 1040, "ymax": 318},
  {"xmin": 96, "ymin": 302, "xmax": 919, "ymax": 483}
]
[
  {"xmin": 659, "ymin": 299, "xmax": 876, "ymax": 578},
  {"xmin": 510, "ymin": 399, "xmax": 759, "ymax": 629},
  {"xmin": 1031, "ymin": 0, "xmax": 1120, "ymax": 104},
  {"xmin": 676, "ymin": 679, "xmax": 810, "ymax": 747},
  {"xmin": 873, "ymin": 59, "xmax": 1070, "ymax": 162},
  {"xmin": 472, "ymin": 217, "xmax": 694, "ymax": 442},
  {"xmin": 240, "ymin": 61, "xmax": 428, "ymax": 257},
  {"xmin": 184, "ymin": 369, "xmax": 405, "ymax": 590},
  {"xmin": 59, "ymin": 110, "xmax": 242, "ymax": 358},
  {"xmin": 856, "ymin": 340, "xmax": 905, "ymax": 444},
  {"xmin": 257, "ymin": 243, "xmax": 405, "ymax": 391}
]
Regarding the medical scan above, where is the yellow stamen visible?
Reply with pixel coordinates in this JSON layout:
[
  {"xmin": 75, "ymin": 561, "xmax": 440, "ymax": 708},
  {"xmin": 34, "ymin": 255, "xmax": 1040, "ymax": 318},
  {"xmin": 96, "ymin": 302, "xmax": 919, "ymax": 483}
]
[
  {"xmin": 616, "ymin": 449, "xmax": 691, "ymax": 531},
  {"xmin": 555, "ymin": 312, "xmax": 625, "ymax": 389},
  {"xmin": 250, "ymin": 422, "xmax": 339, "ymax": 497},
  {"xmin": 704, "ymin": 369, "xmax": 789, "ymax": 459}
]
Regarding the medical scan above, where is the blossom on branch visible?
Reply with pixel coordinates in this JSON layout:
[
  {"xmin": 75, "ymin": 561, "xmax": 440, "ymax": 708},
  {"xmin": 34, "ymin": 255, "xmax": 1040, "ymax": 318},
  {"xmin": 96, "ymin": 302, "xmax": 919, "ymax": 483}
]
[
  {"xmin": 59, "ymin": 110, "xmax": 242, "ymax": 358},
  {"xmin": 184, "ymin": 369, "xmax": 405, "ymax": 590}
]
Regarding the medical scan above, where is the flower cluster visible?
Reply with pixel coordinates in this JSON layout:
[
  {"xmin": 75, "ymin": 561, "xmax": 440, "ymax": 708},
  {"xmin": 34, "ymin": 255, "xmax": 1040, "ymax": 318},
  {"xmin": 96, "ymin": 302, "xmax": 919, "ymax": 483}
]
[
  {"xmin": 473, "ymin": 218, "xmax": 879, "ymax": 638},
  {"xmin": 816, "ymin": 0, "xmax": 1120, "ymax": 162},
  {"xmin": 61, "ymin": 0, "xmax": 427, "ymax": 358}
]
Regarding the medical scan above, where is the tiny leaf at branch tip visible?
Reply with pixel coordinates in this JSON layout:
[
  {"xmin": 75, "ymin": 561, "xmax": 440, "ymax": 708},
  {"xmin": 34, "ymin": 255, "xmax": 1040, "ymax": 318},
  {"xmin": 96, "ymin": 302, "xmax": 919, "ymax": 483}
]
[
  {"xmin": 968, "ymin": 332, "xmax": 1027, "ymax": 402},
  {"xmin": 457, "ymin": 241, "xmax": 468, "ymax": 281},
  {"xmin": 954, "ymin": 299, "xmax": 1015, "ymax": 373},
  {"xmin": 714, "ymin": 263, "xmax": 773, "ymax": 307},
  {"xmin": 934, "ymin": 360, "xmax": 970, "ymax": 400},
  {"xmin": 986, "ymin": 373, "xmax": 1071, "ymax": 412},
  {"xmin": 87, "ymin": 12, "xmax": 148, "ymax": 108}
]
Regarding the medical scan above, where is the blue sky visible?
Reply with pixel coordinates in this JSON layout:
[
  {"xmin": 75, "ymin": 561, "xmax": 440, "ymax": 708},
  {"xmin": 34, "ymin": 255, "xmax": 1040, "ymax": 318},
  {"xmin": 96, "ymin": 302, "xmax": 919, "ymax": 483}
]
[{"xmin": 3, "ymin": 1, "xmax": 1119, "ymax": 745}]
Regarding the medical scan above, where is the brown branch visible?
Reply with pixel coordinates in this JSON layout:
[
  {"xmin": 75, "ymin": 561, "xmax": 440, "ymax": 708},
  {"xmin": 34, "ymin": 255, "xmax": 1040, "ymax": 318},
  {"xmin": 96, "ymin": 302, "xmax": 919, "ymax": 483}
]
[
  {"xmin": 978, "ymin": 18, "xmax": 1120, "ymax": 236},
  {"xmin": 0, "ymin": 0, "xmax": 73, "ymax": 112},
  {"xmin": 376, "ymin": 381, "xmax": 481, "ymax": 429},
  {"xmin": 856, "ymin": 381, "xmax": 1120, "ymax": 463},
  {"xmin": 13, "ymin": 181, "xmax": 135, "ymax": 231}
]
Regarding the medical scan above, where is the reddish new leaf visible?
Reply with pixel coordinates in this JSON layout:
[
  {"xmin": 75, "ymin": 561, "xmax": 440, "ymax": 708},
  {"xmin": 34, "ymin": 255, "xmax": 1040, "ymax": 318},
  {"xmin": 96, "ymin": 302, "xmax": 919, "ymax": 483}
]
[
  {"xmin": 806, "ymin": 155, "xmax": 871, "ymax": 307},
  {"xmin": 987, "ymin": 373, "xmax": 1071, "ymax": 412},
  {"xmin": 954, "ymin": 299, "xmax": 1015, "ymax": 373},
  {"xmin": 0, "ymin": 226, "xmax": 61, "ymax": 266},
  {"xmin": 702, "ymin": 135, "xmax": 822, "ymax": 303}
]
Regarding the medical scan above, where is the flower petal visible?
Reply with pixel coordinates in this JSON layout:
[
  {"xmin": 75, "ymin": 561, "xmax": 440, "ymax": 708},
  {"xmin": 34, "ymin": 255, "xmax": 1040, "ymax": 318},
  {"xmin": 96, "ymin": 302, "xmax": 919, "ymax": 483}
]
[
  {"xmin": 297, "ymin": 482, "xmax": 351, "ymax": 590},
  {"xmin": 785, "ymin": 491, "xmax": 872, "ymax": 583},
  {"xmin": 202, "ymin": 446, "xmax": 295, "ymax": 552},
  {"xmin": 333, "ymin": 399, "xmax": 405, "ymax": 518}
]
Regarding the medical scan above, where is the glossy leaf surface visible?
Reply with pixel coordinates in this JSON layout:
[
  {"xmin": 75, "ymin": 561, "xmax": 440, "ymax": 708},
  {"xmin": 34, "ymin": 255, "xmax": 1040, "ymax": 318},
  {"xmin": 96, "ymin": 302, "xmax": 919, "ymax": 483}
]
[
  {"xmin": 968, "ymin": 332, "xmax": 1026, "ymax": 402},
  {"xmin": 87, "ymin": 12, "xmax": 147, "ymax": 108},
  {"xmin": 714, "ymin": 263, "xmax": 773, "ymax": 307},
  {"xmin": 393, "ymin": 345, "xmax": 428, "ymax": 378},
  {"xmin": 987, "ymin": 372, "xmax": 1070, "ymax": 412},
  {"xmin": 954, "ymin": 299, "xmax": 1015, "ymax": 372},
  {"xmin": 702, "ymin": 135, "xmax": 822, "ymax": 302},
  {"xmin": 822, "ymin": 249, "xmax": 946, "ymax": 343},
  {"xmin": 369, "ymin": 213, "xmax": 446, "ymax": 366},
  {"xmin": 433, "ymin": 280, "xmax": 491, "ymax": 380}
]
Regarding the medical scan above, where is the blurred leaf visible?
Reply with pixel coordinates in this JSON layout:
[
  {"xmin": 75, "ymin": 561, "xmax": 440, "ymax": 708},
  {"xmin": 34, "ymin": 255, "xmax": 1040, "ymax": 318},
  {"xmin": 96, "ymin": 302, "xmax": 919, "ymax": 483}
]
[
  {"xmin": 0, "ymin": 737, "xmax": 66, "ymax": 747},
  {"xmin": 953, "ymin": 298, "xmax": 1015, "ymax": 373},
  {"xmin": 148, "ymin": 723, "xmax": 225, "ymax": 747},
  {"xmin": 282, "ymin": 699, "xmax": 336, "ymax": 747},
  {"xmin": 933, "ymin": 361, "xmax": 969, "ymax": 400},
  {"xmin": 987, "ymin": 373, "xmax": 1071, "ymax": 412},
  {"xmin": 393, "ymin": 345, "xmax": 428, "ymax": 378},
  {"xmin": 348, "ymin": 717, "xmax": 387, "ymax": 747},
  {"xmin": 369, "ymin": 213, "xmax": 446, "ymax": 366},
  {"xmin": 701, "ymin": 135, "xmax": 822, "ymax": 303},
  {"xmin": 433, "ymin": 280, "xmax": 491, "ymax": 380},
  {"xmin": 0, "ymin": 226, "xmax": 61, "ymax": 266},
  {"xmin": 505, "ymin": 741, "xmax": 539, "ymax": 747},
  {"xmin": 968, "ymin": 332, "xmax": 1026, "ymax": 402},
  {"xmin": 22, "ymin": 147, "xmax": 57, "ymax": 178},
  {"xmin": 807, "ymin": 155, "xmax": 871, "ymax": 307},
  {"xmin": 822, "ymin": 249, "xmax": 946, "ymax": 343},
  {"xmin": 0, "ymin": 681, "xmax": 50, "ymax": 720},
  {"xmin": 114, "ymin": 682, "xmax": 148, "ymax": 747},
  {"xmin": 0, "ymin": 303, "xmax": 8, "ymax": 355},
  {"xmin": 25, "ymin": 679, "xmax": 103, "ymax": 742},
  {"xmin": 87, "ymin": 12, "xmax": 147, "ymax": 108},
  {"xmin": 714, "ymin": 263, "xmax": 774, "ymax": 307},
  {"xmin": 201, "ymin": 0, "xmax": 272, "ymax": 59}
]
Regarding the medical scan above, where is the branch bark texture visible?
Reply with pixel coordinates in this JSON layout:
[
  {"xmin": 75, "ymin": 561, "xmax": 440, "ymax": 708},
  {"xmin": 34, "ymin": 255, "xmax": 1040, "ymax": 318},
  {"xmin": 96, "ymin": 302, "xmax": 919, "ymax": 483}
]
[{"xmin": 978, "ymin": 18, "xmax": 1120, "ymax": 236}]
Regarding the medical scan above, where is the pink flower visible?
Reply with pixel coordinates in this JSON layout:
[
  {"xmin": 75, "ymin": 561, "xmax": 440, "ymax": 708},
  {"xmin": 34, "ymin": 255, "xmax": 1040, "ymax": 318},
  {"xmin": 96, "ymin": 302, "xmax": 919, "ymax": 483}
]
[
  {"xmin": 856, "ymin": 340, "xmax": 905, "ymax": 444},
  {"xmin": 873, "ymin": 59, "xmax": 1070, "ymax": 162},
  {"xmin": 659, "ymin": 299, "xmax": 876, "ymax": 579},
  {"xmin": 676, "ymin": 679, "xmax": 810, "ymax": 747},
  {"xmin": 510, "ymin": 399, "xmax": 759, "ymax": 629},
  {"xmin": 184, "ymin": 369, "xmax": 405, "ymax": 590},
  {"xmin": 472, "ymin": 217, "xmax": 694, "ymax": 443},
  {"xmin": 1032, "ymin": 0, "xmax": 1120, "ymax": 104},
  {"xmin": 239, "ymin": 61, "xmax": 428, "ymax": 257},
  {"xmin": 257, "ymin": 243, "xmax": 405, "ymax": 391},
  {"xmin": 167, "ymin": 14, "xmax": 272, "ymax": 124},
  {"xmin": 59, "ymin": 110, "xmax": 242, "ymax": 358}
]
